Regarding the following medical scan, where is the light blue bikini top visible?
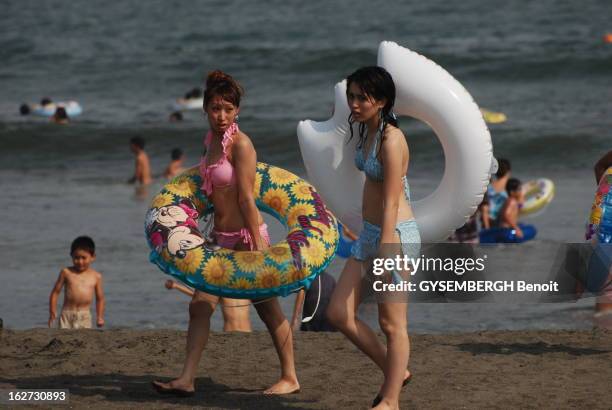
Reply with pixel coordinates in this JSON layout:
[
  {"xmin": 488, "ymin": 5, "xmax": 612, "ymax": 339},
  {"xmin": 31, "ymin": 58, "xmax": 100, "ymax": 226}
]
[{"xmin": 354, "ymin": 132, "xmax": 412, "ymax": 201}]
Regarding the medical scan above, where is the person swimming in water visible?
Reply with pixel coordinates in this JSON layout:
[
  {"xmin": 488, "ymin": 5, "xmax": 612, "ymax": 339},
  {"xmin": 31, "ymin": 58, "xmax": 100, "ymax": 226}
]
[{"xmin": 51, "ymin": 107, "xmax": 69, "ymax": 124}]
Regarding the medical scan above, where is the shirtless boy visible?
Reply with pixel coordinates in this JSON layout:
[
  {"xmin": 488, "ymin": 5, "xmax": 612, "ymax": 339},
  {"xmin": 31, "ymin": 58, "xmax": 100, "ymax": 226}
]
[
  {"xmin": 163, "ymin": 148, "xmax": 185, "ymax": 179},
  {"xmin": 499, "ymin": 178, "xmax": 524, "ymax": 238},
  {"xmin": 48, "ymin": 236, "xmax": 105, "ymax": 329}
]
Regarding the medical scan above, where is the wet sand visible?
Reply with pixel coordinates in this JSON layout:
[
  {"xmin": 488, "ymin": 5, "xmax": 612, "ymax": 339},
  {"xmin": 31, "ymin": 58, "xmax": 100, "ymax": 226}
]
[{"xmin": 1, "ymin": 328, "xmax": 610, "ymax": 409}]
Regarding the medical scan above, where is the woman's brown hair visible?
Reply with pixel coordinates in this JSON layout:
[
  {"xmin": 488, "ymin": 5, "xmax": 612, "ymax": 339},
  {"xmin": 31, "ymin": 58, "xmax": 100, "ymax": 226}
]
[{"xmin": 204, "ymin": 70, "xmax": 244, "ymax": 108}]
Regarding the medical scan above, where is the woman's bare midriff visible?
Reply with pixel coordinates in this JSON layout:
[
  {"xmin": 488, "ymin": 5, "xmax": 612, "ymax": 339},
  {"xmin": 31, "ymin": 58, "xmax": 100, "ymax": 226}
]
[
  {"xmin": 210, "ymin": 185, "xmax": 264, "ymax": 232},
  {"xmin": 361, "ymin": 178, "xmax": 414, "ymax": 226}
]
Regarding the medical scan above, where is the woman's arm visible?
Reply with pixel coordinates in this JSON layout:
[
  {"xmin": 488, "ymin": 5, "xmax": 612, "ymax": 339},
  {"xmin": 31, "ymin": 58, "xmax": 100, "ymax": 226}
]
[
  {"xmin": 233, "ymin": 133, "xmax": 266, "ymax": 250},
  {"xmin": 165, "ymin": 280, "xmax": 195, "ymax": 297},
  {"xmin": 379, "ymin": 130, "xmax": 406, "ymax": 247},
  {"xmin": 342, "ymin": 224, "xmax": 358, "ymax": 241}
]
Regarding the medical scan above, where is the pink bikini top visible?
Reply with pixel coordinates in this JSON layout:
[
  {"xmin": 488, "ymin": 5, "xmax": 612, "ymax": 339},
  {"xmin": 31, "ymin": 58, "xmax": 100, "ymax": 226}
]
[{"xmin": 199, "ymin": 122, "xmax": 238, "ymax": 195}]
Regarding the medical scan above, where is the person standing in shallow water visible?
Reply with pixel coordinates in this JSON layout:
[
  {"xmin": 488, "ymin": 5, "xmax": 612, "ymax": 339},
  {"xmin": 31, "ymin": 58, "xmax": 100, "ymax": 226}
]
[
  {"xmin": 326, "ymin": 66, "xmax": 419, "ymax": 410},
  {"xmin": 152, "ymin": 70, "xmax": 299, "ymax": 396},
  {"xmin": 128, "ymin": 136, "xmax": 152, "ymax": 186},
  {"xmin": 163, "ymin": 148, "xmax": 185, "ymax": 180}
]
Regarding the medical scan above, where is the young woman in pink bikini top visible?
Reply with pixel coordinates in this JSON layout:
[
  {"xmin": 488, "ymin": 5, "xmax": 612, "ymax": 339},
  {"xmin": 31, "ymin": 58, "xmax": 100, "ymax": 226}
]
[
  {"xmin": 199, "ymin": 74, "xmax": 268, "ymax": 252},
  {"xmin": 152, "ymin": 71, "xmax": 300, "ymax": 397}
]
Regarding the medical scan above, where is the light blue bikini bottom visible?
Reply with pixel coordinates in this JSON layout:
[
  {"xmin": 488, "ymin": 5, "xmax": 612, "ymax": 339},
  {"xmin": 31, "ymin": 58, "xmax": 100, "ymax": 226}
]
[{"xmin": 350, "ymin": 219, "xmax": 421, "ymax": 261}]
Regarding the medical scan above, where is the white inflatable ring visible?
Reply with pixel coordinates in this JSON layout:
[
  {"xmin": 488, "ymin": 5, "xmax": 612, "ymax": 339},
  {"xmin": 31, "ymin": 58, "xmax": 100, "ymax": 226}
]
[
  {"xmin": 172, "ymin": 98, "xmax": 204, "ymax": 111},
  {"xmin": 32, "ymin": 101, "xmax": 83, "ymax": 117},
  {"xmin": 298, "ymin": 41, "xmax": 493, "ymax": 242},
  {"xmin": 520, "ymin": 178, "xmax": 555, "ymax": 216}
]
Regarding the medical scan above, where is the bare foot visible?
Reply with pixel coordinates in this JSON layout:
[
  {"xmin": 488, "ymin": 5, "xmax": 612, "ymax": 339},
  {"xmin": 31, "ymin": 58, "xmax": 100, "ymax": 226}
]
[
  {"xmin": 372, "ymin": 398, "xmax": 399, "ymax": 410},
  {"xmin": 151, "ymin": 379, "xmax": 195, "ymax": 396},
  {"xmin": 263, "ymin": 377, "xmax": 300, "ymax": 395}
]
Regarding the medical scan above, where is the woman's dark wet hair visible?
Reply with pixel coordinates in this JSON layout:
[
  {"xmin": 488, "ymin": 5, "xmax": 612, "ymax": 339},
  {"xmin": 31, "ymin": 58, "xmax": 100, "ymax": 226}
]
[
  {"xmin": 204, "ymin": 70, "xmax": 244, "ymax": 109},
  {"xmin": 346, "ymin": 66, "xmax": 398, "ymax": 152},
  {"xmin": 40, "ymin": 97, "xmax": 52, "ymax": 106}
]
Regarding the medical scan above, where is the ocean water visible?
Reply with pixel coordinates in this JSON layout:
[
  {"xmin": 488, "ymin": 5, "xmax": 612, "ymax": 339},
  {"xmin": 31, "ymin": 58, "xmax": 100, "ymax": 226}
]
[{"xmin": 0, "ymin": 0, "xmax": 610, "ymax": 331}]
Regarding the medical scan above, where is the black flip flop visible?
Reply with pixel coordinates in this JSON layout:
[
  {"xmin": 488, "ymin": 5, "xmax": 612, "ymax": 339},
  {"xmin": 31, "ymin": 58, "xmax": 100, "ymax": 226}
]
[{"xmin": 371, "ymin": 374, "xmax": 412, "ymax": 407}]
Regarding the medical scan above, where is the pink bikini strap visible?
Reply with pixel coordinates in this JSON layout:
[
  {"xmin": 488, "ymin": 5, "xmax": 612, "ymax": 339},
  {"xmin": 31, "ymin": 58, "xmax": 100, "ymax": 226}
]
[
  {"xmin": 239, "ymin": 228, "xmax": 255, "ymax": 250},
  {"xmin": 220, "ymin": 122, "xmax": 238, "ymax": 158},
  {"xmin": 199, "ymin": 122, "xmax": 239, "ymax": 195}
]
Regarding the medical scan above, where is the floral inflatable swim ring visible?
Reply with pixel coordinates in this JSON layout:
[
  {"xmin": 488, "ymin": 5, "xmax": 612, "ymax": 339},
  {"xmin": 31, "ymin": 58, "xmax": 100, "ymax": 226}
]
[
  {"xmin": 586, "ymin": 167, "xmax": 612, "ymax": 243},
  {"xmin": 145, "ymin": 163, "xmax": 339, "ymax": 299}
]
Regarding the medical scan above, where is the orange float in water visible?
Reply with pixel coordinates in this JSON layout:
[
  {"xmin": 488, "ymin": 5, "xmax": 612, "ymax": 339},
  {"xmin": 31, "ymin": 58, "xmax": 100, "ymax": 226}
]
[{"xmin": 604, "ymin": 33, "xmax": 612, "ymax": 44}]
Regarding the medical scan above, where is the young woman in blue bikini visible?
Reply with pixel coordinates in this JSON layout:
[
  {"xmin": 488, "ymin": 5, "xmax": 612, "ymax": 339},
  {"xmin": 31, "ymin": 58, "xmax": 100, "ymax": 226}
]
[{"xmin": 327, "ymin": 66, "xmax": 420, "ymax": 410}]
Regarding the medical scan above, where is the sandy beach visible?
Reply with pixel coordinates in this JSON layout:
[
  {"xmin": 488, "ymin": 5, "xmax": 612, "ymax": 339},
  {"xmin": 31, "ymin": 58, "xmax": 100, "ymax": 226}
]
[
  {"xmin": 1, "ymin": 328, "xmax": 610, "ymax": 409},
  {"xmin": 2, "ymin": 2, "xmax": 611, "ymax": 409}
]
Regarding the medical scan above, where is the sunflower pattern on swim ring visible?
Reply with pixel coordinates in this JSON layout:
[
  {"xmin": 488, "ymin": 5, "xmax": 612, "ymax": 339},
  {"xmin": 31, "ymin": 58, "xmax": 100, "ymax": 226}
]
[
  {"xmin": 145, "ymin": 162, "xmax": 339, "ymax": 298},
  {"xmin": 586, "ymin": 167, "xmax": 612, "ymax": 242}
]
